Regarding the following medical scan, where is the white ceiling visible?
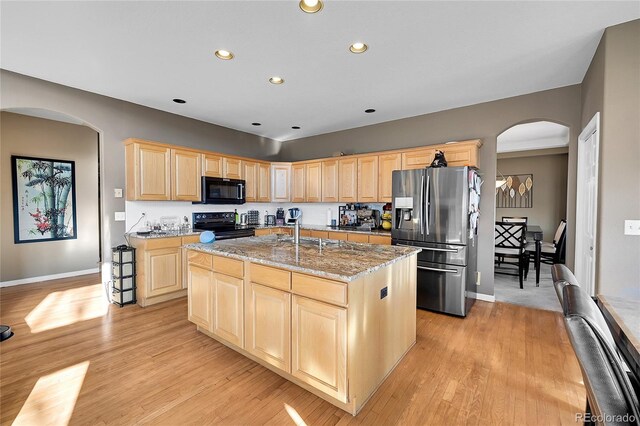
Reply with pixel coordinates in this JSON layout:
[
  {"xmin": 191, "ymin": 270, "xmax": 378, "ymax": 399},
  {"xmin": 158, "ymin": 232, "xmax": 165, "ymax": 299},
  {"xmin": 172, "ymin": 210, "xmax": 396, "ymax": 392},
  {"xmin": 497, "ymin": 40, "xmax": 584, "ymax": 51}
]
[
  {"xmin": 497, "ymin": 121, "xmax": 570, "ymax": 153},
  {"xmin": 1, "ymin": 1, "xmax": 638, "ymax": 142}
]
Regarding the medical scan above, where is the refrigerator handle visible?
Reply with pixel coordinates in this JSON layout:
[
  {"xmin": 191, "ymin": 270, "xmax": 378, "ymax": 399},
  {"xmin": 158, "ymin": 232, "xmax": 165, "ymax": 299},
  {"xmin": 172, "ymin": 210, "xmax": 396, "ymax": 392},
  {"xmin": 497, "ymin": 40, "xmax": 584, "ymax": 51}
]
[
  {"xmin": 425, "ymin": 174, "xmax": 430, "ymax": 235},
  {"xmin": 420, "ymin": 175, "xmax": 424, "ymax": 235}
]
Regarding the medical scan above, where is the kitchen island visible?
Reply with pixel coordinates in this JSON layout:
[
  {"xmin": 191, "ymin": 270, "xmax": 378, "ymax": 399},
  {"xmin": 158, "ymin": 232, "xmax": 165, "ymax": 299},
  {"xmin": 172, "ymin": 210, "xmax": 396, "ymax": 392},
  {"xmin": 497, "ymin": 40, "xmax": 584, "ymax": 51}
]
[{"xmin": 185, "ymin": 235, "xmax": 419, "ymax": 415}]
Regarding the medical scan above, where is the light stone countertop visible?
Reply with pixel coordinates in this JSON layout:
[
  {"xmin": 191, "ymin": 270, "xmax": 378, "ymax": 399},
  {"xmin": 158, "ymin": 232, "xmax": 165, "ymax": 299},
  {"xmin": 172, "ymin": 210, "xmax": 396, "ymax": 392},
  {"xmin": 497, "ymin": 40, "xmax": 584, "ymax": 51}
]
[
  {"xmin": 128, "ymin": 230, "xmax": 201, "ymax": 239},
  {"xmin": 185, "ymin": 235, "xmax": 420, "ymax": 282},
  {"xmin": 254, "ymin": 223, "xmax": 392, "ymax": 236}
]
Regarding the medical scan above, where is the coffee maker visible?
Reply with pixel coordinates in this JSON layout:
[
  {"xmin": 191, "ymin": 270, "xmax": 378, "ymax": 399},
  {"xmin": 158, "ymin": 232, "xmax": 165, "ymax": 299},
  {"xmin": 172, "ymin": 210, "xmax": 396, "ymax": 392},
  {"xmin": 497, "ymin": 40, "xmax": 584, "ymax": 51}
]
[
  {"xmin": 276, "ymin": 208, "xmax": 285, "ymax": 226},
  {"xmin": 286, "ymin": 208, "xmax": 302, "ymax": 224},
  {"xmin": 356, "ymin": 208, "xmax": 381, "ymax": 229}
]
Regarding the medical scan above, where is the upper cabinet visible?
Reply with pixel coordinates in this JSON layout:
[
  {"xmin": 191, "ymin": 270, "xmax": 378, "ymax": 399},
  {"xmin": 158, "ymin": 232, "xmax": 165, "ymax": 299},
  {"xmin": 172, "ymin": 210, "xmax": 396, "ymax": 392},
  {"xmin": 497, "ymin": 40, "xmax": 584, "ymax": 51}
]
[
  {"xmin": 338, "ymin": 158, "xmax": 357, "ymax": 203},
  {"xmin": 257, "ymin": 163, "xmax": 271, "ymax": 202},
  {"xmin": 171, "ymin": 149, "xmax": 201, "ymax": 201},
  {"xmin": 440, "ymin": 141, "xmax": 480, "ymax": 167},
  {"xmin": 305, "ymin": 162, "xmax": 322, "ymax": 203},
  {"xmin": 244, "ymin": 161, "xmax": 258, "ymax": 202},
  {"xmin": 378, "ymin": 153, "xmax": 401, "ymax": 203},
  {"xmin": 125, "ymin": 141, "xmax": 171, "ymax": 201},
  {"xmin": 357, "ymin": 156, "xmax": 379, "ymax": 203},
  {"xmin": 401, "ymin": 148, "xmax": 436, "ymax": 170},
  {"xmin": 202, "ymin": 154, "xmax": 223, "ymax": 178},
  {"xmin": 223, "ymin": 157, "xmax": 243, "ymax": 180},
  {"xmin": 322, "ymin": 160, "xmax": 339, "ymax": 203},
  {"xmin": 291, "ymin": 164, "xmax": 306, "ymax": 203},
  {"xmin": 271, "ymin": 163, "xmax": 291, "ymax": 202}
]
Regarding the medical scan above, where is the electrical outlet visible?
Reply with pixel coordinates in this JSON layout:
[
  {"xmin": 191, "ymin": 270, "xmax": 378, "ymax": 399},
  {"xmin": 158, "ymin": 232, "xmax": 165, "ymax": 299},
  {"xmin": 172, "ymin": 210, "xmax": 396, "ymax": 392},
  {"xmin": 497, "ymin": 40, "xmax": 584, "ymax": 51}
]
[
  {"xmin": 114, "ymin": 212, "xmax": 126, "ymax": 221},
  {"xmin": 476, "ymin": 271, "xmax": 481, "ymax": 286},
  {"xmin": 624, "ymin": 220, "xmax": 640, "ymax": 236},
  {"xmin": 114, "ymin": 188, "xmax": 123, "ymax": 198}
]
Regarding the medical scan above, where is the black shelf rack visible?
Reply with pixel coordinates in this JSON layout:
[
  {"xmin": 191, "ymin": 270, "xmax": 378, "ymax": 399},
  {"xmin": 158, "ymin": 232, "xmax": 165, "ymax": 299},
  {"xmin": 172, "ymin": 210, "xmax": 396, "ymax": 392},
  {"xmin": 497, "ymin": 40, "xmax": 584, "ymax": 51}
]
[{"xmin": 111, "ymin": 246, "xmax": 136, "ymax": 307}]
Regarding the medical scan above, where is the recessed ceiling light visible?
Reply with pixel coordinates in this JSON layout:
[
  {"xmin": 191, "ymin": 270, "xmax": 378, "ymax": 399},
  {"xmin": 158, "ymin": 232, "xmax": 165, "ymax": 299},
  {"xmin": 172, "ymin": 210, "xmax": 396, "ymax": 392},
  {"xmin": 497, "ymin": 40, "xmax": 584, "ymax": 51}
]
[
  {"xmin": 299, "ymin": 0, "xmax": 323, "ymax": 13},
  {"xmin": 215, "ymin": 49, "xmax": 234, "ymax": 60},
  {"xmin": 349, "ymin": 42, "xmax": 368, "ymax": 54},
  {"xmin": 251, "ymin": 122, "xmax": 262, "ymax": 126},
  {"xmin": 365, "ymin": 108, "xmax": 376, "ymax": 113},
  {"xmin": 292, "ymin": 126, "xmax": 301, "ymax": 129},
  {"xmin": 269, "ymin": 76, "xmax": 284, "ymax": 85},
  {"xmin": 173, "ymin": 98, "xmax": 186, "ymax": 104}
]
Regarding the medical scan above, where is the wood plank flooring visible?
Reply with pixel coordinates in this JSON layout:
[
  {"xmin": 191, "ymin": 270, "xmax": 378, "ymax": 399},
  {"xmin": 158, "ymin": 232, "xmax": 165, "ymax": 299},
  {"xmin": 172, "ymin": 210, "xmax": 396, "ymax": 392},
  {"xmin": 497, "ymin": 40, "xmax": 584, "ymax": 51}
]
[{"xmin": 0, "ymin": 274, "xmax": 585, "ymax": 425}]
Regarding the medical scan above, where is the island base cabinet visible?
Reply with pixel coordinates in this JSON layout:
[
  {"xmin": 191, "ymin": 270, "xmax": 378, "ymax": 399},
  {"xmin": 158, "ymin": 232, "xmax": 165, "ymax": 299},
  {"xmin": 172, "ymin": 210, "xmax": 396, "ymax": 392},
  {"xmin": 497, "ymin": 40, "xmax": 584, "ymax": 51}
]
[
  {"xmin": 188, "ymin": 265, "xmax": 214, "ymax": 332},
  {"xmin": 246, "ymin": 283, "xmax": 291, "ymax": 372},
  {"xmin": 213, "ymin": 273, "xmax": 244, "ymax": 348},
  {"xmin": 292, "ymin": 296, "xmax": 348, "ymax": 403}
]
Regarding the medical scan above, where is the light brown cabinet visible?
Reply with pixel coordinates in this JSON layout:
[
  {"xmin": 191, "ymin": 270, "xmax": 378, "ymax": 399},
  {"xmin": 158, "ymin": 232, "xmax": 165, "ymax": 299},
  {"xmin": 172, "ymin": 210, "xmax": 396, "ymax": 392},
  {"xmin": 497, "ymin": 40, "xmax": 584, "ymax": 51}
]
[
  {"xmin": 357, "ymin": 156, "xmax": 379, "ymax": 203},
  {"xmin": 257, "ymin": 163, "xmax": 271, "ymax": 202},
  {"xmin": 338, "ymin": 158, "xmax": 357, "ymax": 202},
  {"xmin": 146, "ymin": 247, "xmax": 182, "ymax": 297},
  {"xmin": 292, "ymin": 295, "xmax": 348, "ymax": 403},
  {"xmin": 378, "ymin": 153, "xmax": 401, "ymax": 202},
  {"xmin": 246, "ymin": 282, "xmax": 291, "ymax": 372},
  {"xmin": 213, "ymin": 272, "xmax": 244, "ymax": 348},
  {"xmin": 125, "ymin": 142, "xmax": 171, "ymax": 201},
  {"xmin": 401, "ymin": 148, "xmax": 435, "ymax": 170},
  {"xmin": 223, "ymin": 157, "xmax": 243, "ymax": 179},
  {"xmin": 291, "ymin": 164, "xmax": 306, "ymax": 203},
  {"xmin": 202, "ymin": 154, "xmax": 223, "ymax": 178},
  {"xmin": 188, "ymin": 264, "xmax": 214, "ymax": 332},
  {"xmin": 271, "ymin": 163, "xmax": 291, "ymax": 202},
  {"xmin": 171, "ymin": 149, "xmax": 201, "ymax": 201},
  {"xmin": 321, "ymin": 160, "xmax": 339, "ymax": 202},
  {"xmin": 305, "ymin": 162, "xmax": 322, "ymax": 202},
  {"xmin": 243, "ymin": 161, "xmax": 258, "ymax": 202},
  {"xmin": 347, "ymin": 233, "xmax": 369, "ymax": 244},
  {"xmin": 441, "ymin": 144, "xmax": 478, "ymax": 167}
]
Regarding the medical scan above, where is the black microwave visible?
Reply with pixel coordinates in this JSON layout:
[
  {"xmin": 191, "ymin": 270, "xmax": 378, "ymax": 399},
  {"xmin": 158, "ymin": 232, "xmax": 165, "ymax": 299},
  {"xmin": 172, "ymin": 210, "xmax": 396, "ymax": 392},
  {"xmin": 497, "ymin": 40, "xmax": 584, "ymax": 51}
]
[{"xmin": 199, "ymin": 177, "xmax": 245, "ymax": 204}]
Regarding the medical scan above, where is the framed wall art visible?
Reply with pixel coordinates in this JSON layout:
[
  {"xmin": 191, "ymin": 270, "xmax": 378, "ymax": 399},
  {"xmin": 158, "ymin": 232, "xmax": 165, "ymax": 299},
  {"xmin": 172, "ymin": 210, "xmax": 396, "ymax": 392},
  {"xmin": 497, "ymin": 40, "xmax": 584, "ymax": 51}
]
[
  {"xmin": 495, "ymin": 173, "xmax": 533, "ymax": 208},
  {"xmin": 11, "ymin": 155, "xmax": 77, "ymax": 244}
]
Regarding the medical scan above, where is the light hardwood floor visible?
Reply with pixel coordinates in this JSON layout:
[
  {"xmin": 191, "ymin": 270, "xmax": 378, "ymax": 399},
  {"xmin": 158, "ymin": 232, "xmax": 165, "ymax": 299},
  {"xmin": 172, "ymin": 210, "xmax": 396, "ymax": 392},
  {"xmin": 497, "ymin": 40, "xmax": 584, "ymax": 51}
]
[{"xmin": 0, "ymin": 274, "xmax": 585, "ymax": 425}]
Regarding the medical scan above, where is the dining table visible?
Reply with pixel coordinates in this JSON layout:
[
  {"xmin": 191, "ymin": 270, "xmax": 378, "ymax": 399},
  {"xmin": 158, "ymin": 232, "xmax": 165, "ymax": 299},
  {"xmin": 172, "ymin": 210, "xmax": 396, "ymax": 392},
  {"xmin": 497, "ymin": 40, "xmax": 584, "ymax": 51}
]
[
  {"xmin": 597, "ymin": 295, "xmax": 640, "ymax": 381},
  {"xmin": 526, "ymin": 225, "xmax": 543, "ymax": 285}
]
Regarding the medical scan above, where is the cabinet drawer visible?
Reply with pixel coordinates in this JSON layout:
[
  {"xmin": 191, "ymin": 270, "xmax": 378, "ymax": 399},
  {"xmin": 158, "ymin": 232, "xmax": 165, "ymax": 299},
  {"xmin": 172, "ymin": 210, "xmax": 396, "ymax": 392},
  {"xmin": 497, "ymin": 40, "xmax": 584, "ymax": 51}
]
[
  {"xmin": 146, "ymin": 237, "xmax": 182, "ymax": 250},
  {"xmin": 347, "ymin": 233, "xmax": 369, "ymax": 243},
  {"xmin": 250, "ymin": 263, "xmax": 291, "ymax": 291},
  {"xmin": 310, "ymin": 230, "xmax": 329, "ymax": 239},
  {"xmin": 188, "ymin": 251, "xmax": 213, "ymax": 269},
  {"xmin": 368, "ymin": 235, "xmax": 391, "ymax": 245},
  {"xmin": 213, "ymin": 256, "xmax": 244, "ymax": 278},
  {"xmin": 300, "ymin": 229, "xmax": 312, "ymax": 237},
  {"xmin": 182, "ymin": 235, "xmax": 202, "ymax": 244},
  {"xmin": 327, "ymin": 231, "xmax": 347, "ymax": 241},
  {"xmin": 255, "ymin": 228, "xmax": 272, "ymax": 236},
  {"xmin": 292, "ymin": 273, "xmax": 347, "ymax": 306}
]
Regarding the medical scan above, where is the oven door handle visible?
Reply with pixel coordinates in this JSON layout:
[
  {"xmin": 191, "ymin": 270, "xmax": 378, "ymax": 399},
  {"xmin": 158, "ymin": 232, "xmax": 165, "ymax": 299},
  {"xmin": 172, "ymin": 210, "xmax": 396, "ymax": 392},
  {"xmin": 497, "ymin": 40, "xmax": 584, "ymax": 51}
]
[{"xmin": 417, "ymin": 265, "xmax": 458, "ymax": 274}]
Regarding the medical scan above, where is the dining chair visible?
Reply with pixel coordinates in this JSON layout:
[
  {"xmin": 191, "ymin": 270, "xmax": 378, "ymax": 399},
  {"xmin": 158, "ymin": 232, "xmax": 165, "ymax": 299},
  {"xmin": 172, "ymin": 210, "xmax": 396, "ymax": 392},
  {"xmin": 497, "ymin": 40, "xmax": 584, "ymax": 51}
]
[
  {"xmin": 526, "ymin": 219, "xmax": 567, "ymax": 265},
  {"xmin": 551, "ymin": 264, "xmax": 580, "ymax": 305},
  {"xmin": 502, "ymin": 216, "xmax": 528, "ymax": 224},
  {"xmin": 494, "ymin": 222, "xmax": 528, "ymax": 289}
]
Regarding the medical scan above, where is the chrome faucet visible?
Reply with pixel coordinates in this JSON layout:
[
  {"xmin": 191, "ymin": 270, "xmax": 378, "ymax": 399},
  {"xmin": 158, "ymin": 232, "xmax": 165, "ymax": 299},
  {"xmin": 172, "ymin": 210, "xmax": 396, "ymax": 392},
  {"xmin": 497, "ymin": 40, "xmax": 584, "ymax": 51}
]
[{"xmin": 293, "ymin": 220, "xmax": 300, "ymax": 245}]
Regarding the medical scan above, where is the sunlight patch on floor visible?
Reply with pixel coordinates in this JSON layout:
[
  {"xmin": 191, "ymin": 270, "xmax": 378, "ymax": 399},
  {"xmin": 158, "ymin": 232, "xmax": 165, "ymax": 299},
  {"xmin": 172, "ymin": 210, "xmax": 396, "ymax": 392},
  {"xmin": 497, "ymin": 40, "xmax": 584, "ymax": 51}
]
[
  {"xmin": 25, "ymin": 284, "xmax": 108, "ymax": 333},
  {"xmin": 13, "ymin": 361, "xmax": 90, "ymax": 426},
  {"xmin": 284, "ymin": 403, "xmax": 308, "ymax": 426}
]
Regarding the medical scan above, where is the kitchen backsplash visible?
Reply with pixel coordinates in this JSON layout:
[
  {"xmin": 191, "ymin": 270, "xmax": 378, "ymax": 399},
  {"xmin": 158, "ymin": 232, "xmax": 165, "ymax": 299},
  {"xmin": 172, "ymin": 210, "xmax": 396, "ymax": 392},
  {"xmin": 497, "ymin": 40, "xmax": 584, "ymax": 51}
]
[{"xmin": 125, "ymin": 201, "xmax": 384, "ymax": 231}]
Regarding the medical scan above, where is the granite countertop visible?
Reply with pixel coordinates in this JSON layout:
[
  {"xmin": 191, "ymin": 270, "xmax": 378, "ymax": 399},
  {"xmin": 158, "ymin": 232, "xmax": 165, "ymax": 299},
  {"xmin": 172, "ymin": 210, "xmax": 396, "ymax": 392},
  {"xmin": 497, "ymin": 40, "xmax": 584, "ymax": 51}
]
[
  {"xmin": 185, "ymin": 235, "xmax": 419, "ymax": 282},
  {"xmin": 255, "ymin": 223, "xmax": 392, "ymax": 236},
  {"xmin": 128, "ymin": 230, "xmax": 201, "ymax": 239}
]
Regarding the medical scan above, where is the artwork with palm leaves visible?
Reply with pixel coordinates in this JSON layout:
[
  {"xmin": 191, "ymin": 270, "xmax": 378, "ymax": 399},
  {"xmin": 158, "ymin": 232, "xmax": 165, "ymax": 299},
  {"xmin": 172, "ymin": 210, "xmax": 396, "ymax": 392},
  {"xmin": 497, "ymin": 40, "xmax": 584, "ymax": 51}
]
[{"xmin": 12, "ymin": 155, "xmax": 77, "ymax": 243}]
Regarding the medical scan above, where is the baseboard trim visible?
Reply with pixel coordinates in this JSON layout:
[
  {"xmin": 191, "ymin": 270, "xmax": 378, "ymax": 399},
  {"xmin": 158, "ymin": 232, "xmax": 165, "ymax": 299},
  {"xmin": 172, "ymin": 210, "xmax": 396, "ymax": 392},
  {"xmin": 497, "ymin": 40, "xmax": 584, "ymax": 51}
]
[
  {"xmin": 472, "ymin": 292, "xmax": 496, "ymax": 303},
  {"xmin": 0, "ymin": 268, "xmax": 101, "ymax": 288}
]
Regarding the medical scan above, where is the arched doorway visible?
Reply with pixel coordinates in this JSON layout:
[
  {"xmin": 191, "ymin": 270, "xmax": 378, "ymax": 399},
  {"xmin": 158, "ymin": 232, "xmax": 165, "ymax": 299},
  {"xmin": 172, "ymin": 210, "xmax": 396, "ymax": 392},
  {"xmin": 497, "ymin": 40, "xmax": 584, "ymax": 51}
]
[{"xmin": 493, "ymin": 120, "xmax": 570, "ymax": 311}]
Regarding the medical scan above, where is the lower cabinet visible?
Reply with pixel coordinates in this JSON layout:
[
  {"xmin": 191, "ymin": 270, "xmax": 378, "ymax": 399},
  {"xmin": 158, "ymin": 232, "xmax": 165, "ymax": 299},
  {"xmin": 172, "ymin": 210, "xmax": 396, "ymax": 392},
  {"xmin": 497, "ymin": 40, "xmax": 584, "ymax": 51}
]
[
  {"xmin": 246, "ymin": 282, "xmax": 291, "ymax": 372},
  {"xmin": 212, "ymin": 272, "xmax": 244, "ymax": 348},
  {"xmin": 292, "ymin": 295, "xmax": 348, "ymax": 403},
  {"xmin": 146, "ymin": 247, "xmax": 182, "ymax": 297},
  {"xmin": 188, "ymin": 265, "xmax": 214, "ymax": 332}
]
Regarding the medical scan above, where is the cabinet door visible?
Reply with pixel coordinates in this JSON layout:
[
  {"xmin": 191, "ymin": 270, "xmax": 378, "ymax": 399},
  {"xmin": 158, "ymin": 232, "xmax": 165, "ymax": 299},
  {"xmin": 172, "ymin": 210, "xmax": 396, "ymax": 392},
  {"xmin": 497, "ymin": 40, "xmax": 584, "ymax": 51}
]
[
  {"xmin": 146, "ymin": 247, "xmax": 182, "ymax": 297},
  {"xmin": 203, "ymin": 154, "xmax": 223, "ymax": 177},
  {"xmin": 292, "ymin": 296, "xmax": 347, "ymax": 402},
  {"xmin": 401, "ymin": 149, "xmax": 435, "ymax": 170},
  {"xmin": 291, "ymin": 164, "xmax": 306, "ymax": 202},
  {"xmin": 171, "ymin": 149, "xmax": 202, "ymax": 201},
  {"xmin": 188, "ymin": 265, "xmax": 214, "ymax": 332},
  {"xmin": 223, "ymin": 157, "xmax": 243, "ymax": 179},
  {"xmin": 271, "ymin": 163, "xmax": 291, "ymax": 202},
  {"xmin": 246, "ymin": 283, "xmax": 291, "ymax": 372},
  {"xmin": 338, "ymin": 158, "xmax": 357, "ymax": 202},
  {"xmin": 347, "ymin": 233, "xmax": 369, "ymax": 243},
  {"xmin": 357, "ymin": 156, "xmax": 379, "ymax": 202},
  {"xmin": 305, "ymin": 162, "xmax": 322, "ymax": 202},
  {"xmin": 378, "ymin": 153, "xmax": 401, "ymax": 202},
  {"xmin": 257, "ymin": 163, "xmax": 271, "ymax": 202},
  {"xmin": 440, "ymin": 144, "xmax": 477, "ymax": 167},
  {"xmin": 255, "ymin": 228, "xmax": 272, "ymax": 236},
  {"xmin": 133, "ymin": 143, "xmax": 171, "ymax": 200},
  {"xmin": 243, "ymin": 161, "xmax": 257, "ymax": 202},
  {"xmin": 213, "ymin": 273, "xmax": 244, "ymax": 347},
  {"xmin": 322, "ymin": 160, "xmax": 339, "ymax": 202}
]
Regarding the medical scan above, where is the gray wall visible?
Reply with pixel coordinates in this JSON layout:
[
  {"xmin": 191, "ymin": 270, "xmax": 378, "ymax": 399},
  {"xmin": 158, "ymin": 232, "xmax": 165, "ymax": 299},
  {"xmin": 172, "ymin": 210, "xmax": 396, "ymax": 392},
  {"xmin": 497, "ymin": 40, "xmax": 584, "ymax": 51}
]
[
  {"xmin": 582, "ymin": 20, "xmax": 640, "ymax": 296},
  {"xmin": 279, "ymin": 85, "xmax": 582, "ymax": 296},
  {"xmin": 1, "ymin": 112, "xmax": 100, "ymax": 281},
  {"xmin": 496, "ymin": 153, "xmax": 568, "ymax": 240},
  {"xmin": 0, "ymin": 69, "xmax": 281, "ymax": 281}
]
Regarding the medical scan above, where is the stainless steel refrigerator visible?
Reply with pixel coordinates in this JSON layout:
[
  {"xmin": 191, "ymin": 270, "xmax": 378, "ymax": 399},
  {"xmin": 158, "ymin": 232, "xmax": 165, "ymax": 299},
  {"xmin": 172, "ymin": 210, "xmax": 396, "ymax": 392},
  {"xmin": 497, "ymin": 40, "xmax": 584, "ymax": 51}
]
[{"xmin": 391, "ymin": 166, "xmax": 481, "ymax": 317}]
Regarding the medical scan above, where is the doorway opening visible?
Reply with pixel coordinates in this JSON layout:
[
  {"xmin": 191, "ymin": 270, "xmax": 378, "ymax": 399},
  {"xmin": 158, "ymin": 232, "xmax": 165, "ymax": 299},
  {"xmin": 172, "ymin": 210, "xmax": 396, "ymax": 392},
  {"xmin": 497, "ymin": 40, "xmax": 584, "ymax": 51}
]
[{"xmin": 493, "ymin": 120, "xmax": 570, "ymax": 312}]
